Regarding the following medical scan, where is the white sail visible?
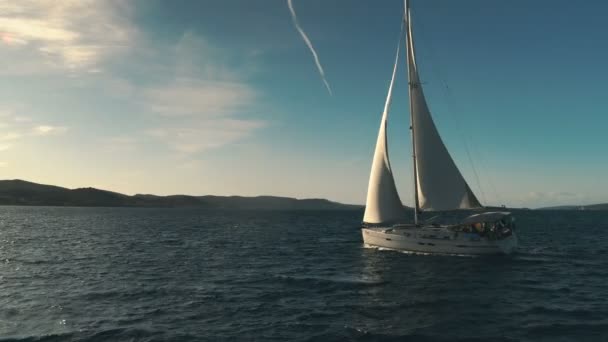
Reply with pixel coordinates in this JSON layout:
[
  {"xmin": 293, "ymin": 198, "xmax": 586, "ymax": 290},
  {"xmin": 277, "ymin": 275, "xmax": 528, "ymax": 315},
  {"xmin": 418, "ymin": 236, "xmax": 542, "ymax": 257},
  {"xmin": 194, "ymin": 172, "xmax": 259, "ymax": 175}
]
[
  {"xmin": 363, "ymin": 38, "xmax": 407, "ymax": 224},
  {"xmin": 406, "ymin": 8, "xmax": 482, "ymax": 211}
]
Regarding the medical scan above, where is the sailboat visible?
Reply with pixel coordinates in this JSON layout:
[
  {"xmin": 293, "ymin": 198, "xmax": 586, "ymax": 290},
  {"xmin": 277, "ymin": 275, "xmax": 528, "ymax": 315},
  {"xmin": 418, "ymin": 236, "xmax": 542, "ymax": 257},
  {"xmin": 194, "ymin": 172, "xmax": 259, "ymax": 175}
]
[{"xmin": 361, "ymin": 1, "xmax": 518, "ymax": 255}]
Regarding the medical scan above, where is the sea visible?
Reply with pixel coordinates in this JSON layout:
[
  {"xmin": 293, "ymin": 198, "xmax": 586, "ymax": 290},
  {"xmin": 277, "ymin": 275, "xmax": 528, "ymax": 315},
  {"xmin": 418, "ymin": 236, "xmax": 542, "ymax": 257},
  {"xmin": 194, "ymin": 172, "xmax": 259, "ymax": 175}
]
[{"xmin": 0, "ymin": 206, "xmax": 607, "ymax": 341}]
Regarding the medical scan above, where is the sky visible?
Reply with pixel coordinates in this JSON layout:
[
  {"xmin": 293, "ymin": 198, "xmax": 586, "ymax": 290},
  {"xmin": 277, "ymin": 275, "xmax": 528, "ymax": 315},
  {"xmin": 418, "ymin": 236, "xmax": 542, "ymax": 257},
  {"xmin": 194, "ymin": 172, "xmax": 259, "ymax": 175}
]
[{"xmin": 1, "ymin": 0, "xmax": 607, "ymax": 208}]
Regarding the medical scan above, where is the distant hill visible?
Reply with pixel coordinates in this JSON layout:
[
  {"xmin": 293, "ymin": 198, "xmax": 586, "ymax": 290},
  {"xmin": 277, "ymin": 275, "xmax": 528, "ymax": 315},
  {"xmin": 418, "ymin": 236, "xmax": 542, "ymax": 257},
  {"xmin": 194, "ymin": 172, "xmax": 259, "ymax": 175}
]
[
  {"xmin": 536, "ymin": 204, "xmax": 608, "ymax": 211},
  {"xmin": 0, "ymin": 179, "xmax": 361, "ymax": 210},
  {"xmin": 585, "ymin": 204, "xmax": 608, "ymax": 210},
  {"xmin": 198, "ymin": 195, "xmax": 360, "ymax": 210}
]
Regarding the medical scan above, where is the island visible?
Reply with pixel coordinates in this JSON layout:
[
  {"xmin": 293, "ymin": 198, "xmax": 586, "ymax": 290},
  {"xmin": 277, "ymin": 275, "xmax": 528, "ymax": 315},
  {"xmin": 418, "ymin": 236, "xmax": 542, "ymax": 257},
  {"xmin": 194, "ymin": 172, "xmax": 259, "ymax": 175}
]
[
  {"xmin": 0, "ymin": 179, "xmax": 362, "ymax": 210},
  {"xmin": 536, "ymin": 204, "xmax": 608, "ymax": 211}
]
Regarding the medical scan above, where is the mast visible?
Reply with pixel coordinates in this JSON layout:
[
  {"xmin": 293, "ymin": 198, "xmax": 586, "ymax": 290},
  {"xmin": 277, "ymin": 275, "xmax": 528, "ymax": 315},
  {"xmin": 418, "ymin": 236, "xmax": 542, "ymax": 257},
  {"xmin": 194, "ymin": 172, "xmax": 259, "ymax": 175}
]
[{"xmin": 405, "ymin": 0, "xmax": 420, "ymax": 225}]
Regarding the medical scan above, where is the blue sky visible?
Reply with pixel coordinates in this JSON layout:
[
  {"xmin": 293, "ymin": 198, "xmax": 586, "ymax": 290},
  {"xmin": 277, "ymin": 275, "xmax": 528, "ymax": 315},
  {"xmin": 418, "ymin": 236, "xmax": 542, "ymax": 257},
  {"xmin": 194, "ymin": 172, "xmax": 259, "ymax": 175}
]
[{"xmin": 1, "ymin": 0, "xmax": 607, "ymax": 208}]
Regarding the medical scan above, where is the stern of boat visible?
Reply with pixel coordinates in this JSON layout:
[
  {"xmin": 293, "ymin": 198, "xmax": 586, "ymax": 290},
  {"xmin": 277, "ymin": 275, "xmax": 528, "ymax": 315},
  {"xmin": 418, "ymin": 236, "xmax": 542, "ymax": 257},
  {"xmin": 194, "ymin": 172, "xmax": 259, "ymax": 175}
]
[{"xmin": 495, "ymin": 230, "xmax": 518, "ymax": 254}]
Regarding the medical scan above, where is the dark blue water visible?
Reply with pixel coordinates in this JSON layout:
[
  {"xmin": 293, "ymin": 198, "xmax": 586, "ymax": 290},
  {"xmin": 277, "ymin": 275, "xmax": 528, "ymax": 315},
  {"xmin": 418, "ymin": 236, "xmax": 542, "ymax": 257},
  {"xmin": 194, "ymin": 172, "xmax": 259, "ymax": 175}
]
[{"xmin": 1, "ymin": 206, "xmax": 607, "ymax": 341}]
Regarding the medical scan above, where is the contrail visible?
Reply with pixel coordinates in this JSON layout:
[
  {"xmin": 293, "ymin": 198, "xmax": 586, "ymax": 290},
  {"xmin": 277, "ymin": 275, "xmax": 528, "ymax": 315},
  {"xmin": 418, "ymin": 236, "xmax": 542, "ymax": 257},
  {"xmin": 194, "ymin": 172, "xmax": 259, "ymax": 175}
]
[{"xmin": 287, "ymin": 0, "xmax": 332, "ymax": 96}]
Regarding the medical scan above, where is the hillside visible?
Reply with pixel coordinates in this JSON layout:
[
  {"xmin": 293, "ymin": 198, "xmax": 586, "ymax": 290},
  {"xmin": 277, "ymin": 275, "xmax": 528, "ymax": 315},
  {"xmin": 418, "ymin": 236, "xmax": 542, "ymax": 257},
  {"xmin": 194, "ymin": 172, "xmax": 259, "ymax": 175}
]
[
  {"xmin": 0, "ymin": 180, "xmax": 361, "ymax": 210},
  {"xmin": 536, "ymin": 204, "xmax": 608, "ymax": 211},
  {"xmin": 199, "ymin": 195, "xmax": 361, "ymax": 210},
  {"xmin": 585, "ymin": 203, "xmax": 608, "ymax": 210}
]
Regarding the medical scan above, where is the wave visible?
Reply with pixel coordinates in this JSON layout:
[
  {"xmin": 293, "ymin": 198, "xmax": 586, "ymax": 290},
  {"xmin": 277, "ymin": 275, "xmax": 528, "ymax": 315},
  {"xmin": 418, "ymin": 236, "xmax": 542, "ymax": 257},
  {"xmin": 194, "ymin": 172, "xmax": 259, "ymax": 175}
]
[
  {"xmin": 79, "ymin": 286, "xmax": 183, "ymax": 301},
  {"xmin": 0, "ymin": 328, "xmax": 199, "ymax": 342},
  {"xmin": 306, "ymin": 326, "xmax": 519, "ymax": 342},
  {"xmin": 522, "ymin": 305, "xmax": 608, "ymax": 320},
  {"xmin": 524, "ymin": 321, "xmax": 608, "ymax": 338},
  {"xmin": 6, "ymin": 258, "xmax": 64, "ymax": 266},
  {"xmin": 275, "ymin": 274, "xmax": 387, "ymax": 286},
  {"xmin": 318, "ymin": 237, "xmax": 360, "ymax": 244},
  {"xmin": 0, "ymin": 332, "xmax": 76, "ymax": 342}
]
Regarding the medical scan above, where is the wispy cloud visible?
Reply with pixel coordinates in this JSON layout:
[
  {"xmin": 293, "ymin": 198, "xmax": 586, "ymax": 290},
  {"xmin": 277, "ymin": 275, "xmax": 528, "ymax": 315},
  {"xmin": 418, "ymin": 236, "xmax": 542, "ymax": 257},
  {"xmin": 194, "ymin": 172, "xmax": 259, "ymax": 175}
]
[
  {"xmin": 146, "ymin": 119, "xmax": 264, "ymax": 154},
  {"xmin": 0, "ymin": 108, "xmax": 68, "ymax": 151},
  {"xmin": 107, "ymin": 136, "xmax": 138, "ymax": 145},
  {"xmin": 287, "ymin": 0, "xmax": 332, "ymax": 95},
  {"xmin": 142, "ymin": 32, "xmax": 266, "ymax": 154},
  {"xmin": 101, "ymin": 135, "xmax": 140, "ymax": 153},
  {"xmin": 1, "ymin": 132, "xmax": 22, "ymax": 141},
  {"xmin": 1, "ymin": 3, "xmax": 267, "ymax": 164},
  {"xmin": 0, "ymin": 0, "xmax": 136, "ymax": 72},
  {"xmin": 13, "ymin": 116, "xmax": 32, "ymax": 123},
  {"xmin": 33, "ymin": 125, "xmax": 68, "ymax": 135},
  {"xmin": 145, "ymin": 78, "xmax": 254, "ymax": 117}
]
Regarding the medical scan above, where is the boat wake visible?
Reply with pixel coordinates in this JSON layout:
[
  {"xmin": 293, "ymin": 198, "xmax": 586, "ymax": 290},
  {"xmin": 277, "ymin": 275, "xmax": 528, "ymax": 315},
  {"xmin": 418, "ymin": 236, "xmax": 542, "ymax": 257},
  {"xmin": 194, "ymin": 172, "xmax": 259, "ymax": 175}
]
[{"xmin": 364, "ymin": 244, "xmax": 479, "ymax": 258}]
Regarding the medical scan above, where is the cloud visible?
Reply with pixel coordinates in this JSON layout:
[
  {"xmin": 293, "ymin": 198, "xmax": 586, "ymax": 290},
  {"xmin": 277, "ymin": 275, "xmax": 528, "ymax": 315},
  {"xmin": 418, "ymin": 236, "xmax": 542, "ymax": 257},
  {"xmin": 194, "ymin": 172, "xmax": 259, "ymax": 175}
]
[
  {"xmin": 0, "ymin": 110, "xmax": 68, "ymax": 152},
  {"xmin": 287, "ymin": 0, "xmax": 332, "ymax": 95},
  {"xmin": 146, "ymin": 119, "xmax": 265, "ymax": 154},
  {"xmin": 1, "ymin": 7, "xmax": 266, "ymax": 156},
  {"xmin": 13, "ymin": 116, "xmax": 32, "ymax": 123},
  {"xmin": 143, "ymin": 32, "xmax": 265, "ymax": 154},
  {"xmin": 101, "ymin": 135, "xmax": 139, "ymax": 153},
  {"xmin": 1, "ymin": 132, "xmax": 22, "ymax": 141},
  {"xmin": 145, "ymin": 78, "xmax": 255, "ymax": 117},
  {"xmin": 0, "ymin": 0, "xmax": 136, "ymax": 71},
  {"xmin": 107, "ymin": 136, "xmax": 137, "ymax": 145},
  {"xmin": 0, "ymin": 109, "xmax": 12, "ymax": 118},
  {"xmin": 33, "ymin": 125, "xmax": 68, "ymax": 135}
]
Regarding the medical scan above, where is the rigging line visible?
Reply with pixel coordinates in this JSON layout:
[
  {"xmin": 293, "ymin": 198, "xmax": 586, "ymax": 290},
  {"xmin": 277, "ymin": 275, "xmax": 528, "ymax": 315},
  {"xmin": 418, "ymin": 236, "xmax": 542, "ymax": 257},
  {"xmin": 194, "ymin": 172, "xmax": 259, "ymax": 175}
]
[
  {"xmin": 441, "ymin": 83, "xmax": 487, "ymax": 205},
  {"xmin": 439, "ymin": 81, "xmax": 505, "ymax": 206},
  {"xmin": 470, "ymin": 142, "xmax": 503, "ymax": 206},
  {"xmin": 413, "ymin": 17, "xmax": 490, "ymax": 205}
]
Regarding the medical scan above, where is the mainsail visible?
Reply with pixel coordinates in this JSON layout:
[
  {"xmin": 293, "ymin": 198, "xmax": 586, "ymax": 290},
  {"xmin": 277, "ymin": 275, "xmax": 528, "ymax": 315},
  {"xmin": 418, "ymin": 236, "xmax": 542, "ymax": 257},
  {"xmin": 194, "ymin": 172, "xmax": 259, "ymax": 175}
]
[
  {"xmin": 363, "ymin": 36, "xmax": 407, "ymax": 224},
  {"xmin": 364, "ymin": 2, "xmax": 482, "ymax": 224},
  {"xmin": 406, "ymin": 5, "xmax": 482, "ymax": 211}
]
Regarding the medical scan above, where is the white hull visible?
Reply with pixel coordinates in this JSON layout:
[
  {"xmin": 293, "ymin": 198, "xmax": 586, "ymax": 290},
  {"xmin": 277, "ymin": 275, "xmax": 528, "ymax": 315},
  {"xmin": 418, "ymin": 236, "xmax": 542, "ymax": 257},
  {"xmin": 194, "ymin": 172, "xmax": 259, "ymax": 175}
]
[{"xmin": 362, "ymin": 225, "xmax": 518, "ymax": 255}]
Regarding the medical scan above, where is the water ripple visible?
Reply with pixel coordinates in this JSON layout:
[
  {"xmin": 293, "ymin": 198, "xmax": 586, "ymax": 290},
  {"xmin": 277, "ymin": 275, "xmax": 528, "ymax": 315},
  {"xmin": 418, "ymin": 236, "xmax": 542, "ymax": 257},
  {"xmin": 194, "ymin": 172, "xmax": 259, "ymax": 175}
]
[{"xmin": 0, "ymin": 207, "xmax": 607, "ymax": 340}]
